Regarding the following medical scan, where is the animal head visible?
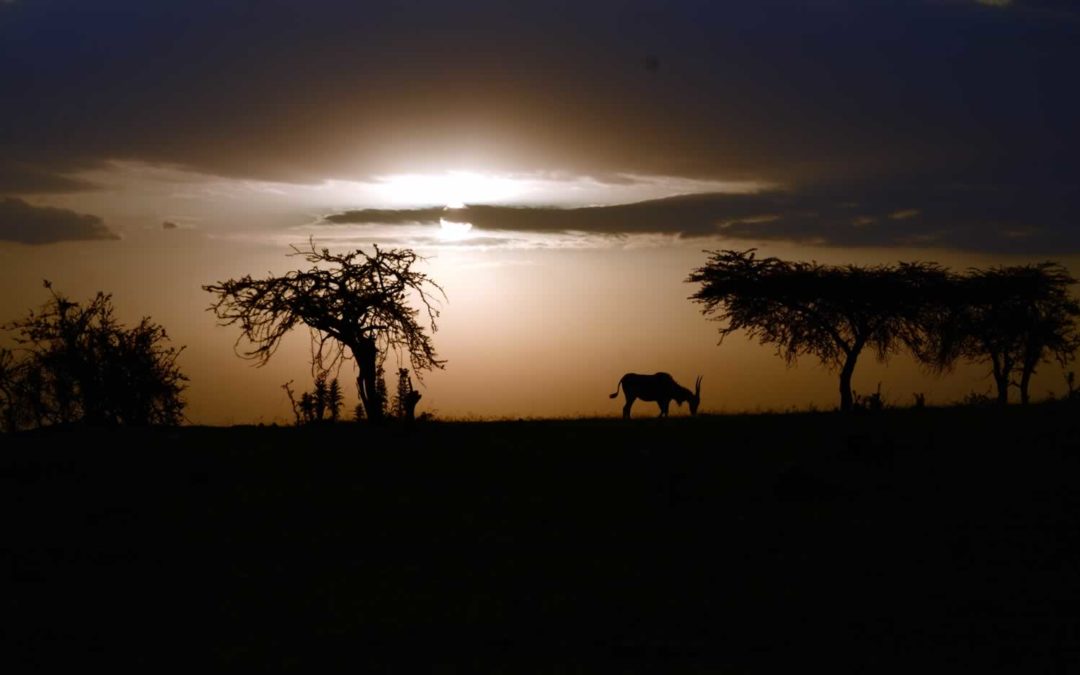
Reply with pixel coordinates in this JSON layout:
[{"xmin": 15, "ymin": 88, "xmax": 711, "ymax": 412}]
[{"xmin": 689, "ymin": 375, "xmax": 702, "ymax": 415}]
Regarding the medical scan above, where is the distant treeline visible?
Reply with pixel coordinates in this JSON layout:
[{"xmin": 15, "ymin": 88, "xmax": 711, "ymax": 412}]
[{"xmin": 688, "ymin": 250, "xmax": 1080, "ymax": 410}]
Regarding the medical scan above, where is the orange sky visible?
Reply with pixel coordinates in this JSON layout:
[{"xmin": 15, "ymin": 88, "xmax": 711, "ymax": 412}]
[{"xmin": 2, "ymin": 224, "xmax": 1076, "ymax": 425}]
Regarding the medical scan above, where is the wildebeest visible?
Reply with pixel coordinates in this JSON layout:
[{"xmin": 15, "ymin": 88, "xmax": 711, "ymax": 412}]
[{"xmin": 609, "ymin": 372, "xmax": 702, "ymax": 419}]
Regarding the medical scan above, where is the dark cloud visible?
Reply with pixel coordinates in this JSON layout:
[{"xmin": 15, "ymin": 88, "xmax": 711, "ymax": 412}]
[
  {"xmin": 326, "ymin": 179, "xmax": 1080, "ymax": 254},
  {"xmin": 0, "ymin": 162, "xmax": 101, "ymax": 194},
  {"xmin": 0, "ymin": 0, "xmax": 1077, "ymax": 197},
  {"xmin": 973, "ymin": 0, "xmax": 1080, "ymax": 16},
  {"xmin": 0, "ymin": 197, "xmax": 118, "ymax": 244}
]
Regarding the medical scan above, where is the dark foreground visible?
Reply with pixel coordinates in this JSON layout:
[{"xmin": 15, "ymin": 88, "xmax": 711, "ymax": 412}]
[{"xmin": 4, "ymin": 405, "xmax": 1080, "ymax": 672}]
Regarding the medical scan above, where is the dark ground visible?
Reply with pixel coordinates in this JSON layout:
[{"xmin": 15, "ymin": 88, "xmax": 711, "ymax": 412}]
[{"xmin": 4, "ymin": 405, "xmax": 1080, "ymax": 672}]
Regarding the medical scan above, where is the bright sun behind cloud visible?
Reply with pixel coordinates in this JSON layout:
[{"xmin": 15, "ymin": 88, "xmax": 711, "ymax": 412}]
[
  {"xmin": 437, "ymin": 217, "xmax": 474, "ymax": 241},
  {"xmin": 374, "ymin": 171, "xmax": 526, "ymax": 208}
]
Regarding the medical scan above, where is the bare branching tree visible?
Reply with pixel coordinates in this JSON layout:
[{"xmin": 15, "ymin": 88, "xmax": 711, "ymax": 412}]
[{"xmin": 203, "ymin": 240, "xmax": 446, "ymax": 422}]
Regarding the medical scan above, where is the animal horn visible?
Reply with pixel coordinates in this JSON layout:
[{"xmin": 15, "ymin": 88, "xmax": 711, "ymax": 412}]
[{"xmin": 695, "ymin": 375, "xmax": 702, "ymax": 396}]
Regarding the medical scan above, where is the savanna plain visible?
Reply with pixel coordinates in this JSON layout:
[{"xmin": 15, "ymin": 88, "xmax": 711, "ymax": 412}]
[{"xmin": 5, "ymin": 403, "xmax": 1079, "ymax": 672}]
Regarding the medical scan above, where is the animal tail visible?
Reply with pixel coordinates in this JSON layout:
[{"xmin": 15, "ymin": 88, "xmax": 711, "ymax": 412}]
[{"xmin": 609, "ymin": 376, "xmax": 624, "ymax": 399}]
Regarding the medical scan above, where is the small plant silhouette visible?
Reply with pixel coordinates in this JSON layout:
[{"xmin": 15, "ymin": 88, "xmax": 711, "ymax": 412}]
[
  {"xmin": 282, "ymin": 373, "xmax": 344, "ymax": 426},
  {"xmin": 851, "ymin": 382, "xmax": 885, "ymax": 413},
  {"xmin": 959, "ymin": 389, "xmax": 996, "ymax": 407},
  {"xmin": 393, "ymin": 368, "xmax": 423, "ymax": 423}
]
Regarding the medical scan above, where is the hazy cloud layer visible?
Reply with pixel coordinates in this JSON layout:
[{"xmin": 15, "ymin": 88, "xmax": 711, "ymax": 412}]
[
  {"xmin": 1, "ymin": 0, "xmax": 1077, "ymax": 199},
  {"xmin": 326, "ymin": 180, "xmax": 1080, "ymax": 254},
  {"xmin": 0, "ymin": 197, "xmax": 118, "ymax": 244}
]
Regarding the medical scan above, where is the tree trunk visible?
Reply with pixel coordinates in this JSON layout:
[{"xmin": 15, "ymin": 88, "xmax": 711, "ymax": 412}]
[
  {"xmin": 403, "ymin": 390, "xmax": 422, "ymax": 424},
  {"xmin": 994, "ymin": 374, "xmax": 1010, "ymax": 405},
  {"xmin": 352, "ymin": 338, "xmax": 383, "ymax": 422},
  {"xmin": 839, "ymin": 352, "xmax": 858, "ymax": 412},
  {"xmin": 991, "ymin": 353, "xmax": 1010, "ymax": 405},
  {"xmin": 1019, "ymin": 360, "xmax": 1035, "ymax": 405}
]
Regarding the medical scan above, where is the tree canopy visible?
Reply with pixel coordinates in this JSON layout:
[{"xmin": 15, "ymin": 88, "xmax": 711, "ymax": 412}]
[
  {"xmin": 202, "ymin": 240, "xmax": 445, "ymax": 422},
  {"xmin": 0, "ymin": 282, "xmax": 187, "ymax": 431},
  {"xmin": 927, "ymin": 263, "xmax": 1080, "ymax": 405},
  {"xmin": 687, "ymin": 249, "xmax": 945, "ymax": 411}
]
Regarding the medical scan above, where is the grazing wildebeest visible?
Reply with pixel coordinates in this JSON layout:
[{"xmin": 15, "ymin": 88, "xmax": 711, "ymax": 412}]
[{"xmin": 609, "ymin": 372, "xmax": 702, "ymax": 419}]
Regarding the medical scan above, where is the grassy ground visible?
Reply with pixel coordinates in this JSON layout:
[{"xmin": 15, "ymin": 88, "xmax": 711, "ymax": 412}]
[{"xmin": 4, "ymin": 404, "xmax": 1080, "ymax": 671}]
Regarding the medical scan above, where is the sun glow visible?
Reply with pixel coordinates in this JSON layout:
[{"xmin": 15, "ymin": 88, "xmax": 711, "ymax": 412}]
[
  {"xmin": 374, "ymin": 171, "xmax": 525, "ymax": 208},
  {"xmin": 438, "ymin": 217, "xmax": 474, "ymax": 241}
]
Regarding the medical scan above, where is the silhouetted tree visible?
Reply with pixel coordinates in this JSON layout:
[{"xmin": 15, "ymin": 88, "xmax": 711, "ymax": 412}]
[
  {"xmin": 687, "ymin": 249, "xmax": 944, "ymax": 412},
  {"xmin": 0, "ymin": 281, "xmax": 187, "ymax": 431},
  {"xmin": 203, "ymin": 240, "xmax": 445, "ymax": 422},
  {"xmin": 928, "ymin": 263, "xmax": 1080, "ymax": 405}
]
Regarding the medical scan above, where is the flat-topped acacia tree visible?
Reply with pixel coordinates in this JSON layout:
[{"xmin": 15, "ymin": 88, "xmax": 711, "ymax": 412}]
[
  {"xmin": 203, "ymin": 240, "xmax": 445, "ymax": 423},
  {"xmin": 687, "ymin": 249, "xmax": 945, "ymax": 412},
  {"xmin": 928, "ymin": 262, "xmax": 1080, "ymax": 405}
]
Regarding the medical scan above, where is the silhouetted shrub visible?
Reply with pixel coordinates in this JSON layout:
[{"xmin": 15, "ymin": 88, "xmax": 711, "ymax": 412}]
[{"xmin": 0, "ymin": 282, "xmax": 187, "ymax": 431}]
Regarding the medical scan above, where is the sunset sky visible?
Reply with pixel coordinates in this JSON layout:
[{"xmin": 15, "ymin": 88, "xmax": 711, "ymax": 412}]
[{"xmin": 2, "ymin": 0, "xmax": 1079, "ymax": 424}]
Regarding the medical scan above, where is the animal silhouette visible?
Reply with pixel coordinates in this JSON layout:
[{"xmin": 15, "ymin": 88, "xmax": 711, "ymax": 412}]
[{"xmin": 609, "ymin": 372, "xmax": 702, "ymax": 419}]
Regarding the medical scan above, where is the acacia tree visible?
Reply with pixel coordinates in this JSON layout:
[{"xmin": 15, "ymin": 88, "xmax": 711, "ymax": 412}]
[
  {"xmin": 687, "ymin": 249, "xmax": 944, "ymax": 412},
  {"xmin": 0, "ymin": 281, "xmax": 187, "ymax": 431},
  {"xmin": 929, "ymin": 263, "xmax": 1080, "ymax": 405},
  {"xmin": 203, "ymin": 240, "xmax": 445, "ymax": 422}
]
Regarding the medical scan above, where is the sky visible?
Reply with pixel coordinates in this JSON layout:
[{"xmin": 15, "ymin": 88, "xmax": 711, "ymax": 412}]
[{"xmin": 2, "ymin": 0, "xmax": 1079, "ymax": 424}]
